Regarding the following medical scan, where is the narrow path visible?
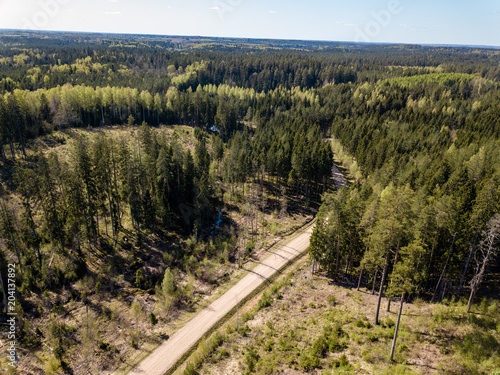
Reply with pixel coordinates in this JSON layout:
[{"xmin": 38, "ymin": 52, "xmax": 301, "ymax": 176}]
[{"xmin": 129, "ymin": 225, "xmax": 314, "ymax": 375}]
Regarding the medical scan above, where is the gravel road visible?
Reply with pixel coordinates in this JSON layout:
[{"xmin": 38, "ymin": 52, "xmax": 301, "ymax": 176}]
[{"xmin": 129, "ymin": 225, "xmax": 314, "ymax": 375}]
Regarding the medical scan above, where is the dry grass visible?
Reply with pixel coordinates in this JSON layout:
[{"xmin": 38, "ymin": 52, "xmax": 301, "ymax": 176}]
[{"xmin": 190, "ymin": 258, "xmax": 500, "ymax": 375}]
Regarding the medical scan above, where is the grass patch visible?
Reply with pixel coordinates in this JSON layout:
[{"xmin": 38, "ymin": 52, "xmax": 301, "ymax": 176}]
[
  {"xmin": 196, "ymin": 258, "xmax": 500, "ymax": 375},
  {"xmin": 183, "ymin": 331, "xmax": 226, "ymax": 375}
]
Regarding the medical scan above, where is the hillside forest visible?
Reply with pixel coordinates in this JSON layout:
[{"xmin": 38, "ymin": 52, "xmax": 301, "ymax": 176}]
[{"xmin": 0, "ymin": 31, "xmax": 499, "ymax": 374}]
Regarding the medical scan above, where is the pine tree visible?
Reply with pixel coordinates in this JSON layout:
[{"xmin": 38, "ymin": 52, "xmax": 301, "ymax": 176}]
[{"xmin": 386, "ymin": 239, "xmax": 425, "ymax": 361}]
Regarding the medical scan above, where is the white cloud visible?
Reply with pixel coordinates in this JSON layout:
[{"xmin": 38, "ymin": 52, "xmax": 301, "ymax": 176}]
[
  {"xmin": 209, "ymin": 6, "xmax": 220, "ymax": 10},
  {"xmin": 109, "ymin": 0, "xmax": 120, "ymax": 2},
  {"xmin": 104, "ymin": 11, "xmax": 122, "ymax": 15},
  {"xmin": 268, "ymin": 10, "xmax": 277, "ymax": 14}
]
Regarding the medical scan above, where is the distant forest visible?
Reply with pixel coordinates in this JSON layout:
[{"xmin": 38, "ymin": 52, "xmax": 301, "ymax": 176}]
[{"xmin": 0, "ymin": 31, "xmax": 499, "ymax": 363}]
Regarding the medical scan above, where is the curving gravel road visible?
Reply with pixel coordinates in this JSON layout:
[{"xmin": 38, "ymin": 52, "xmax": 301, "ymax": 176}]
[
  {"xmin": 332, "ymin": 163, "xmax": 347, "ymax": 191},
  {"xmin": 128, "ymin": 225, "xmax": 314, "ymax": 375}
]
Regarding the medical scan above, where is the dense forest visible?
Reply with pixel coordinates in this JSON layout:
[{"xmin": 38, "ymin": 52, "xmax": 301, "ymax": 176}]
[{"xmin": 0, "ymin": 31, "xmax": 499, "ymax": 374}]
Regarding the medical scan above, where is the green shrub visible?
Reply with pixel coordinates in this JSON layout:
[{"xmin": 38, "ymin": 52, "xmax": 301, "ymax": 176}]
[
  {"xmin": 242, "ymin": 311, "xmax": 254, "ymax": 322},
  {"xmin": 134, "ymin": 269, "xmax": 146, "ymax": 288},
  {"xmin": 183, "ymin": 361, "xmax": 198, "ymax": 375},
  {"xmin": 130, "ymin": 301, "xmax": 142, "ymax": 320},
  {"xmin": 355, "ymin": 317, "xmax": 372, "ymax": 329},
  {"xmin": 44, "ymin": 356, "xmax": 62, "ymax": 375},
  {"xmin": 312, "ymin": 336, "xmax": 328, "ymax": 358},
  {"xmin": 239, "ymin": 324, "xmax": 250, "ymax": 337},
  {"xmin": 328, "ymin": 334, "xmax": 347, "ymax": 352},
  {"xmin": 98, "ymin": 340, "xmax": 111, "ymax": 351},
  {"xmin": 383, "ymin": 317, "xmax": 395, "ymax": 328},
  {"xmin": 299, "ymin": 352, "xmax": 321, "ymax": 371},
  {"xmin": 264, "ymin": 339, "xmax": 274, "ymax": 352},
  {"xmin": 163, "ymin": 251, "xmax": 174, "ymax": 267},
  {"xmin": 184, "ymin": 255, "xmax": 199, "ymax": 274},
  {"xmin": 399, "ymin": 343, "xmax": 409, "ymax": 352},
  {"xmin": 149, "ymin": 312, "xmax": 158, "ymax": 326},
  {"xmin": 368, "ymin": 332, "xmax": 379, "ymax": 342},
  {"xmin": 183, "ymin": 332, "xmax": 226, "ymax": 373},
  {"xmin": 332, "ymin": 354, "xmax": 351, "ymax": 369},
  {"xmin": 266, "ymin": 320, "xmax": 275, "ymax": 331},
  {"xmin": 213, "ymin": 347, "xmax": 229, "ymax": 362},
  {"xmin": 258, "ymin": 292, "xmax": 272, "ymax": 310},
  {"xmin": 130, "ymin": 338, "xmax": 138, "ymax": 349},
  {"xmin": 54, "ymin": 345, "xmax": 64, "ymax": 361},
  {"xmin": 355, "ymin": 318, "xmax": 365, "ymax": 328},
  {"xmin": 243, "ymin": 345, "xmax": 260, "ymax": 374},
  {"xmin": 362, "ymin": 346, "xmax": 386, "ymax": 364},
  {"xmin": 328, "ymin": 295, "xmax": 336, "ymax": 306}
]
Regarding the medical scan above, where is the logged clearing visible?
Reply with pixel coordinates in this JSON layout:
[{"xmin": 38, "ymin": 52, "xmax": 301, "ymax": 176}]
[
  {"xmin": 181, "ymin": 258, "xmax": 500, "ymax": 375},
  {"xmin": 0, "ymin": 125, "xmax": 319, "ymax": 375}
]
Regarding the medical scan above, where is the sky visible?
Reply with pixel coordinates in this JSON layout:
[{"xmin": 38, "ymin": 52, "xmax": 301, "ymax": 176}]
[{"xmin": 0, "ymin": 0, "xmax": 499, "ymax": 47}]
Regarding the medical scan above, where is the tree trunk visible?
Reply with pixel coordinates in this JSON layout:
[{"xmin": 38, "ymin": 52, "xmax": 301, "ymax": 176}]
[
  {"xmin": 357, "ymin": 267, "xmax": 364, "ymax": 291},
  {"xmin": 8, "ymin": 135, "xmax": 15, "ymax": 161},
  {"xmin": 466, "ymin": 222, "xmax": 498, "ymax": 312},
  {"xmin": 457, "ymin": 231, "xmax": 479, "ymax": 296},
  {"xmin": 105, "ymin": 176, "xmax": 116, "ymax": 240},
  {"xmin": 375, "ymin": 252, "xmax": 389, "ymax": 325},
  {"xmin": 426, "ymin": 229, "xmax": 439, "ymax": 282},
  {"xmin": 390, "ymin": 293, "xmax": 405, "ymax": 361},
  {"xmin": 27, "ymin": 205, "xmax": 42, "ymax": 269},
  {"xmin": 372, "ymin": 268, "xmax": 378, "ymax": 295},
  {"xmin": 387, "ymin": 242, "xmax": 402, "ymax": 312},
  {"xmin": 334, "ymin": 233, "xmax": 340, "ymax": 281},
  {"xmin": 16, "ymin": 122, "xmax": 27, "ymax": 159},
  {"xmin": 431, "ymin": 233, "xmax": 456, "ymax": 303},
  {"xmin": 347, "ymin": 232, "xmax": 353, "ymax": 281},
  {"xmin": 441, "ymin": 280, "xmax": 448, "ymax": 301},
  {"xmin": 466, "ymin": 288, "xmax": 476, "ymax": 313},
  {"xmin": 0, "ymin": 141, "xmax": 6, "ymax": 161},
  {"xmin": 103, "ymin": 206, "xmax": 108, "ymax": 237}
]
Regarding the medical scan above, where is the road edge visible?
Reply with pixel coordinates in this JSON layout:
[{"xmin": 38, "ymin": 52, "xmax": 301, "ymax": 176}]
[{"xmin": 158, "ymin": 218, "xmax": 317, "ymax": 375}]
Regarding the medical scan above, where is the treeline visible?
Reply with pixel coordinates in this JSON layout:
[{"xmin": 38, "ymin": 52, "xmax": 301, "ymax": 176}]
[
  {"xmin": 0, "ymin": 83, "xmax": 330, "ymax": 158},
  {"xmin": 2, "ymin": 34, "xmax": 500, "ymax": 95},
  {"xmin": 310, "ymin": 74, "xmax": 500, "ymax": 312},
  {"xmin": 0, "ymin": 126, "xmax": 214, "ymax": 291},
  {"xmin": 0, "ymin": 119, "xmax": 332, "ymax": 292},
  {"xmin": 0, "ymin": 32, "xmax": 499, "ymax": 331}
]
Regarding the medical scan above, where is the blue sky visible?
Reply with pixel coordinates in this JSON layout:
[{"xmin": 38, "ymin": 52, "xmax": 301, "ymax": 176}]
[{"xmin": 0, "ymin": 0, "xmax": 499, "ymax": 46}]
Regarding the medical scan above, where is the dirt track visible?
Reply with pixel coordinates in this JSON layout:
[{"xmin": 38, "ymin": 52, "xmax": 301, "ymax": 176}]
[{"xmin": 128, "ymin": 225, "xmax": 314, "ymax": 375}]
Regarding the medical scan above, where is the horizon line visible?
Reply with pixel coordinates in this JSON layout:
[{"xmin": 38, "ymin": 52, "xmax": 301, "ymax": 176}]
[{"xmin": 1, "ymin": 28, "xmax": 499, "ymax": 51}]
